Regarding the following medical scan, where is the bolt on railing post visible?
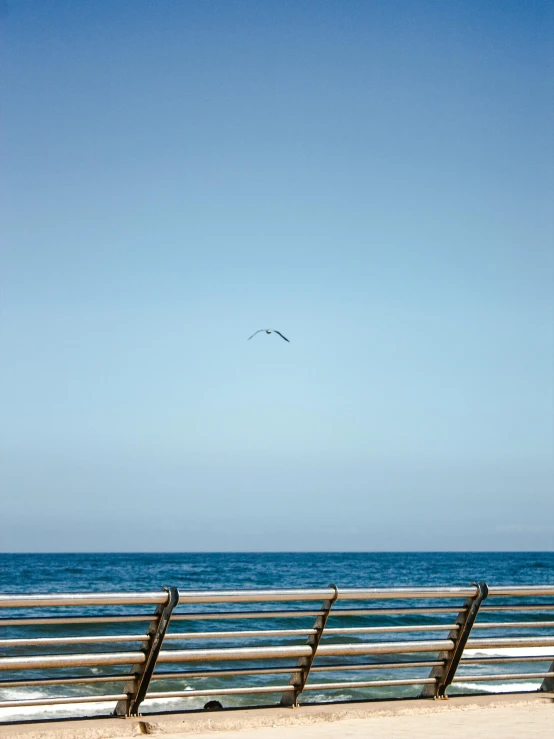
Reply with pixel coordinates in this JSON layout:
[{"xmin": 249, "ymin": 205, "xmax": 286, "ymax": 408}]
[
  {"xmin": 280, "ymin": 584, "xmax": 338, "ymax": 708},
  {"xmin": 421, "ymin": 581, "xmax": 488, "ymax": 699},
  {"xmin": 113, "ymin": 586, "xmax": 179, "ymax": 717}
]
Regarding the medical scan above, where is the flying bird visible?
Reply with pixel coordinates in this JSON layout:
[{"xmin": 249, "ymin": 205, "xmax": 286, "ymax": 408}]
[{"xmin": 248, "ymin": 329, "xmax": 290, "ymax": 342}]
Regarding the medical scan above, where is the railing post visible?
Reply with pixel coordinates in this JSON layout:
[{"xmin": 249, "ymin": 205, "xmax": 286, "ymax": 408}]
[
  {"xmin": 421, "ymin": 581, "xmax": 488, "ymax": 699},
  {"xmin": 114, "ymin": 585, "xmax": 179, "ymax": 717},
  {"xmin": 280, "ymin": 584, "xmax": 338, "ymax": 707},
  {"xmin": 540, "ymin": 660, "xmax": 554, "ymax": 692}
]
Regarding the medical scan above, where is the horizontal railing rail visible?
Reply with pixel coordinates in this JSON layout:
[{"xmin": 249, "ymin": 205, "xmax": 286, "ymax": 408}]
[{"xmin": 0, "ymin": 582, "xmax": 553, "ymax": 719}]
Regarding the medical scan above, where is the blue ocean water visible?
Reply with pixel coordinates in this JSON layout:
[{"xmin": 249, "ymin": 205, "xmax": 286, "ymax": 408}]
[
  {"xmin": 0, "ymin": 552, "xmax": 553, "ymax": 722},
  {"xmin": 1, "ymin": 552, "xmax": 553, "ymax": 593}
]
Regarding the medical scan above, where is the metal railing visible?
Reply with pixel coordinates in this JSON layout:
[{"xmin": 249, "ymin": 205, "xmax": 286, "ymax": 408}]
[{"xmin": 0, "ymin": 583, "xmax": 553, "ymax": 719}]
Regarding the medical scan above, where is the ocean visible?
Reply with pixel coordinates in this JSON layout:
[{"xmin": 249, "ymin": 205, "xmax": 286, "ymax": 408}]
[{"xmin": 1, "ymin": 552, "xmax": 553, "ymax": 722}]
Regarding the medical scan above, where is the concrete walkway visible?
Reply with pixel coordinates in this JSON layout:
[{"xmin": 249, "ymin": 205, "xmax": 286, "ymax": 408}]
[
  {"xmin": 174, "ymin": 702, "xmax": 553, "ymax": 739},
  {"xmin": 0, "ymin": 693, "xmax": 552, "ymax": 739}
]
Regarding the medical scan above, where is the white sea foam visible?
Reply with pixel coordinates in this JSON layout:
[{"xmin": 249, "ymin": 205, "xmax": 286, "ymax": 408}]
[
  {"xmin": 142, "ymin": 695, "xmax": 202, "ymax": 709},
  {"xmin": 464, "ymin": 647, "xmax": 554, "ymax": 658},
  {"xmin": 0, "ymin": 689, "xmax": 45, "ymax": 701},
  {"xmin": 0, "ymin": 700, "xmax": 118, "ymax": 722},
  {"xmin": 304, "ymin": 693, "xmax": 354, "ymax": 703},
  {"xmin": 0, "ymin": 694, "xmax": 200, "ymax": 722}
]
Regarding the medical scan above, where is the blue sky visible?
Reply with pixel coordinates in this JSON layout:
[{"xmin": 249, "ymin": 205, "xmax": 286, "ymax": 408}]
[{"xmin": 1, "ymin": 0, "xmax": 553, "ymax": 551}]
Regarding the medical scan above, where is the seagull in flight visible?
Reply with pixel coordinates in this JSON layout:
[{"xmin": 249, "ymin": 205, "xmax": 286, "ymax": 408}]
[{"xmin": 248, "ymin": 329, "xmax": 290, "ymax": 342}]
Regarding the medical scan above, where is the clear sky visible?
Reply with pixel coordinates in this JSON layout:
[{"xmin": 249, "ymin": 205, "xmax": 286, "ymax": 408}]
[{"xmin": 1, "ymin": 0, "xmax": 553, "ymax": 552}]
